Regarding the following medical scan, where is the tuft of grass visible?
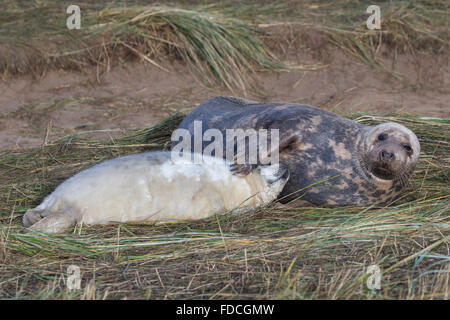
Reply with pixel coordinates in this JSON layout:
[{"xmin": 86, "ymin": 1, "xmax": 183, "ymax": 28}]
[
  {"xmin": 256, "ymin": 0, "xmax": 449, "ymax": 78},
  {"xmin": 0, "ymin": 1, "xmax": 288, "ymax": 92},
  {"xmin": 97, "ymin": 5, "xmax": 288, "ymax": 92},
  {"xmin": 0, "ymin": 112, "xmax": 448, "ymax": 299}
]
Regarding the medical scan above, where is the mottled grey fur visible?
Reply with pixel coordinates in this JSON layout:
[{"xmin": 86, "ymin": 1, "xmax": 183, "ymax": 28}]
[{"xmin": 171, "ymin": 96, "xmax": 420, "ymax": 207}]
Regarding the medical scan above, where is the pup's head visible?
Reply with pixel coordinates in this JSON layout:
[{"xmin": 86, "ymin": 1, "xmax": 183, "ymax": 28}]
[{"xmin": 362, "ymin": 122, "xmax": 420, "ymax": 184}]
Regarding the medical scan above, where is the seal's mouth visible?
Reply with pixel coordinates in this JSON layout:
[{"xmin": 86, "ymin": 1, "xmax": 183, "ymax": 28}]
[{"xmin": 371, "ymin": 164, "xmax": 395, "ymax": 180}]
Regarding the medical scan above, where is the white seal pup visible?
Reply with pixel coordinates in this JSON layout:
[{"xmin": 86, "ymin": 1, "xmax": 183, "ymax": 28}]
[{"xmin": 23, "ymin": 151, "xmax": 289, "ymax": 233}]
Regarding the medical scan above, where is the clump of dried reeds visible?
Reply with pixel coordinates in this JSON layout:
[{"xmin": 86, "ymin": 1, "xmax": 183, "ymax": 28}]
[{"xmin": 0, "ymin": 1, "xmax": 287, "ymax": 92}]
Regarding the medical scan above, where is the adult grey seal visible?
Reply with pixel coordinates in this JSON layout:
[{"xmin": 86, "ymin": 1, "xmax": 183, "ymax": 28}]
[
  {"xmin": 172, "ymin": 96, "xmax": 421, "ymax": 207},
  {"xmin": 23, "ymin": 151, "xmax": 289, "ymax": 233}
]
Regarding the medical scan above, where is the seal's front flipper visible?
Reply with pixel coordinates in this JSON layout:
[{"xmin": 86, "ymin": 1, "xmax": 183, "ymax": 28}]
[
  {"xmin": 27, "ymin": 212, "xmax": 77, "ymax": 234},
  {"xmin": 230, "ymin": 131, "xmax": 302, "ymax": 176},
  {"xmin": 23, "ymin": 209, "xmax": 45, "ymax": 227}
]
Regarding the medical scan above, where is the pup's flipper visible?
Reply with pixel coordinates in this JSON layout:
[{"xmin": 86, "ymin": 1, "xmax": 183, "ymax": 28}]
[
  {"xmin": 23, "ymin": 209, "xmax": 45, "ymax": 227},
  {"xmin": 27, "ymin": 212, "xmax": 77, "ymax": 234}
]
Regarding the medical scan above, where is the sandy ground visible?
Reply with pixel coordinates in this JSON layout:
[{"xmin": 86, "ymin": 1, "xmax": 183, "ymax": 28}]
[{"xmin": 0, "ymin": 33, "xmax": 448, "ymax": 150}]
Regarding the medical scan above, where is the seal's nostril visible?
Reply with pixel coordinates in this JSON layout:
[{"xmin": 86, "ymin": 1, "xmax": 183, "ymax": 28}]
[{"xmin": 381, "ymin": 150, "xmax": 394, "ymax": 160}]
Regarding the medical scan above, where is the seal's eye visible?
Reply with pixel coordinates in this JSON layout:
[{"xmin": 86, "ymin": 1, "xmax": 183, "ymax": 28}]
[
  {"xmin": 378, "ymin": 134, "xmax": 388, "ymax": 141},
  {"xmin": 403, "ymin": 144, "xmax": 412, "ymax": 153}
]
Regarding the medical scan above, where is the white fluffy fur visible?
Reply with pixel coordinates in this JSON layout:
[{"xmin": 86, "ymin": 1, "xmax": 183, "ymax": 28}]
[{"xmin": 23, "ymin": 152, "xmax": 288, "ymax": 233}]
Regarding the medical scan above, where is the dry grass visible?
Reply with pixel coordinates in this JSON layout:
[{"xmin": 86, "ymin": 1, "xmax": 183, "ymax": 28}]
[
  {"xmin": 1, "ymin": 1, "xmax": 448, "ymax": 90},
  {"xmin": 0, "ymin": 113, "xmax": 448, "ymax": 299},
  {"xmin": 0, "ymin": 1, "xmax": 289, "ymax": 93},
  {"xmin": 255, "ymin": 0, "xmax": 449, "ymax": 79},
  {"xmin": 0, "ymin": 0, "xmax": 448, "ymax": 300}
]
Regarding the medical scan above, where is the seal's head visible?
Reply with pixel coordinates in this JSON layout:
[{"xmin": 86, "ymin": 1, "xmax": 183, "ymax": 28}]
[
  {"xmin": 362, "ymin": 122, "xmax": 420, "ymax": 184},
  {"xmin": 251, "ymin": 163, "xmax": 290, "ymax": 203}
]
